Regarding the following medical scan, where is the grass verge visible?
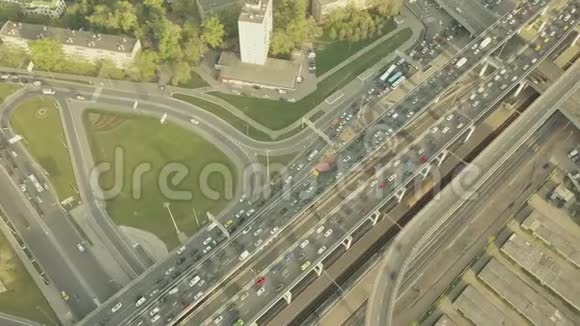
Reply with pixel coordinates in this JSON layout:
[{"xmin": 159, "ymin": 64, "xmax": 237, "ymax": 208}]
[
  {"xmin": 83, "ymin": 109, "xmax": 237, "ymax": 248},
  {"xmin": 209, "ymin": 28, "xmax": 412, "ymax": 130},
  {"xmin": 172, "ymin": 94, "xmax": 272, "ymax": 141},
  {"xmin": 0, "ymin": 228, "xmax": 58, "ymax": 325},
  {"xmin": 315, "ymin": 19, "xmax": 397, "ymax": 76},
  {"xmin": 10, "ymin": 96, "xmax": 80, "ymax": 207},
  {"xmin": 0, "ymin": 84, "xmax": 19, "ymax": 102}
]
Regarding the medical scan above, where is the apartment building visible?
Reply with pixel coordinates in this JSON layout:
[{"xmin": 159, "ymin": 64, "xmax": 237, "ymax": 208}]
[{"xmin": 0, "ymin": 21, "xmax": 141, "ymax": 67}]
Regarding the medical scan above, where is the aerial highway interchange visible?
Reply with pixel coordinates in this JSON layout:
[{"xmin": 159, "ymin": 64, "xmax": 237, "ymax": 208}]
[{"xmin": 0, "ymin": 0, "xmax": 578, "ymax": 325}]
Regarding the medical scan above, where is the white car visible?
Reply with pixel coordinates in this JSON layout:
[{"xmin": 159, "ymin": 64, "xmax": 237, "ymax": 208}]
[
  {"xmin": 441, "ymin": 127, "xmax": 450, "ymax": 134},
  {"xmin": 406, "ymin": 111, "xmax": 414, "ymax": 118},
  {"xmin": 342, "ymin": 155, "xmax": 352, "ymax": 163},
  {"xmin": 41, "ymin": 88, "xmax": 55, "ymax": 95},
  {"xmin": 213, "ymin": 315, "xmax": 224, "ymax": 325},
  {"xmin": 77, "ymin": 243, "xmax": 85, "ymax": 252},
  {"xmin": 446, "ymin": 114, "xmax": 454, "ymax": 121},
  {"xmin": 431, "ymin": 126, "xmax": 439, "ymax": 134},
  {"xmin": 270, "ymin": 226, "xmax": 280, "ymax": 235},
  {"xmin": 388, "ymin": 174, "xmax": 397, "ymax": 182},
  {"xmin": 32, "ymin": 80, "xmax": 42, "ymax": 87},
  {"xmin": 316, "ymin": 226, "xmax": 325, "ymax": 234},
  {"xmin": 165, "ymin": 266, "xmax": 175, "ymax": 275},
  {"xmin": 149, "ymin": 307, "xmax": 160, "ymax": 316},
  {"xmin": 194, "ymin": 291, "xmax": 204, "ymax": 301},
  {"xmin": 239, "ymin": 250, "xmax": 250, "ymax": 261},
  {"xmin": 318, "ymin": 246, "xmax": 327, "ymax": 255},
  {"xmin": 253, "ymin": 228, "xmax": 263, "ymax": 236},
  {"xmin": 472, "ymin": 101, "xmax": 480, "ymax": 107},
  {"xmin": 189, "ymin": 275, "xmax": 201, "ymax": 287},
  {"xmin": 203, "ymin": 237, "xmax": 213, "ymax": 246},
  {"xmin": 246, "ymin": 208, "xmax": 256, "ymax": 216},
  {"xmin": 176, "ymin": 245, "xmax": 186, "ymax": 255},
  {"xmin": 151, "ymin": 315, "xmax": 161, "ymax": 323},
  {"xmin": 254, "ymin": 239, "xmax": 264, "ymax": 247},
  {"xmin": 324, "ymin": 229, "xmax": 333, "ymax": 237},
  {"xmin": 257, "ymin": 287, "xmax": 266, "ymax": 296},
  {"xmin": 111, "ymin": 302, "xmax": 123, "ymax": 313},
  {"xmin": 74, "ymin": 94, "xmax": 86, "ymax": 101},
  {"xmin": 242, "ymin": 227, "xmax": 252, "ymax": 234},
  {"xmin": 168, "ymin": 287, "xmax": 179, "ymax": 295},
  {"xmin": 300, "ymin": 240, "xmax": 310, "ymax": 249},
  {"xmin": 393, "ymin": 159, "xmax": 401, "ymax": 167},
  {"xmin": 369, "ymin": 180, "xmax": 378, "ymax": 188},
  {"xmin": 135, "ymin": 297, "xmax": 146, "ymax": 307},
  {"xmin": 203, "ymin": 246, "xmax": 212, "ymax": 254},
  {"xmin": 510, "ymin": 75, "xmax": 518, "ymax": 82},
  {"xmin": 456, "ymin": 123, "xmax": 464, "ymax": 129},
  {"xmin": 190, "ymin": 118, "xmax": 199, "ymax": 125}
]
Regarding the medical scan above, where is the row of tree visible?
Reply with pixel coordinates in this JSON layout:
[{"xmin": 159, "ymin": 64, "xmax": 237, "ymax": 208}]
[
  {"xmin": 270, "ymin": 0, "xmax": 321, "ymax": 56},
  {"xmin": 323, "ymin": 0, "xmax": 402, "ymax": 42},
  {"xmin": 0, "ymin": 0, "xmax": 226, "ymax": 85}
]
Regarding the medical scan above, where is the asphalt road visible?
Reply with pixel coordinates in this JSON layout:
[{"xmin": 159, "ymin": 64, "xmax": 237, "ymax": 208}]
[
  {"xmin": 0, "ymin": 96, "xmax": 122, "ymax": 320},
  {"xmin": 65, "ymin": 1, "xmax": 562, "ymax": 325},
  {"xmin": 392, "ymin": 117, "xmax": 575, "ymax": 325},
  {"xmin": 192, "ymin": 1, "xmax": 574, "ymax": 324},
  {"xmin": 366, "ymin": 44, "xmax": 580, "ymax": 326}
]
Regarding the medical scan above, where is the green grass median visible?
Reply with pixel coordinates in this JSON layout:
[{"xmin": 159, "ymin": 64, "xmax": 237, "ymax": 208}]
[
  {"xmin": 11, "ymin": 96, "xmax": 79, "ymax": 207},
  {"xmin": 84, "ymin": 109, "xmax": 238, "ymax": 248}
]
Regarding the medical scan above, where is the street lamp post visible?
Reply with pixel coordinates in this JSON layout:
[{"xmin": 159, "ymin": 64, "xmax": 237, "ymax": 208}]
[{"xmin": 163, "ymin": 202, "xmax": 181, "ymax": 237}]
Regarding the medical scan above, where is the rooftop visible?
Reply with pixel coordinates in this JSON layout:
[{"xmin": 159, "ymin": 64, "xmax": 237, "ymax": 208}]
[
  {"xmin": 217, "ymin": 51, "xmax": 301, "ymax": 90},
  {"xmin": 0, "ymin": 21, "xmax": 138, "ymax": 53},
  {"xmin": 239, "ymin": 0, "xmax": 269, "ymax": 23}
]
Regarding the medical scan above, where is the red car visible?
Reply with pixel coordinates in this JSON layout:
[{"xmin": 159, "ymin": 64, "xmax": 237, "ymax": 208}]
[
  {"xmin": 256, "ymin": 276, "xmax": 266, "ymax": 287},
  {"xmin": 419, "ymin": 155, "xmax": 429, "ymax": 163}
]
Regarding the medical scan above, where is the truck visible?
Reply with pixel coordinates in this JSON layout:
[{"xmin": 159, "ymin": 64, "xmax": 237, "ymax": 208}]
[
  {"xmin": 455, "ymin": 57, "xmax": 468, "ymax": 68},
  {"xmin": 27, "ymin": 174, "xmax": 44, "ymax": 193},
  {"xmin": 479, "ymin": 37, "xmax": 492, "ymax": 49},
  {"xmin": 8, "ymin": 135, "xmax": 22, "ymax": 144}
]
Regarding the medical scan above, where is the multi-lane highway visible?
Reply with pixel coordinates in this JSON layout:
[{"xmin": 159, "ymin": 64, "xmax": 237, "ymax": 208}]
[
  {"xmin": 193, "ymin": 4, "xmax": 579, "ymax": 324},
  {"xmin": 366, "ymin": 49, "xmax": 580, "ymax": 326},
  {"xmin": 65, "ymin": 1, "xmax": 568, "ymax": 325}
]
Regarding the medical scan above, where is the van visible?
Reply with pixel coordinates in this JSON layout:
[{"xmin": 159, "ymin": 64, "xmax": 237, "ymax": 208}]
[
  {"xmin": 568, "ymin": 149, "xmax": 579, "ymax": 159},
  {"xmin": 41, "ymin": 88, "xmax": 55, "ymax": 95},
  {"xmin": 307, "ymin": 150, "xmax": 319, "ymax": 161}
]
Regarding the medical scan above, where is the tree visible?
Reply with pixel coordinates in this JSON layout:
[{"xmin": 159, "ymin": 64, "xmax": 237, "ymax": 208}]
[
  {"xmin": 182, "ymin": 23, "xmax": 207, "ymax": 65},
  {"xmin": 0, "ymin": 3, "xmax": 20, "ymax": 24},
  {"xmin": 129, "ymin": 50, "xmax": 159, "ymax": 81},
  {"xmin": 170, "ymin": 0, "xmax": 198, "ymax": 22},
  {"xmin": 201, "ymin": 16, "xmax": 225, "ymax": 48},
  {"xmin": 0, "ymin": 45, "xmax": 28, "ymax": 67},
  {"xmin": 372, "ymin": 0, "xmax": 402, "ymax": 16},
  {"xmin": 156, "ymin": 19, "xmax": 183, "ymax": 62},
  {"xmin": 99, "ymin": 59, "xmax": 126, "ymax": 80},
  {"xmin": 270, "ymin": 32, "xmax": 294, "ymax": 56},
  {"xmin": 168, "ymin": 61, "xmax": 191, "ymax": 85},
  {"xmin": 28, "ymin": 38, "xmax": 65, "ymax": 70},
  {"xmin": 87, "ymin": 2, "xmax": 138, "ymax": 33}
]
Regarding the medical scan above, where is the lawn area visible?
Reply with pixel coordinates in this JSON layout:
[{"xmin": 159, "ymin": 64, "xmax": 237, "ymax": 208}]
[
  {"xmin": 0, "ymin": 84, "xmax": 19, "ymax": 102},
  {"xmin": 177, "ymin": 71, "xmax": 209, "ymax": 89},
  {"xmin": 10, "ymin": 96, "xmax": 80, "ymax": 206},
  {"xmin": 315, "ymin": 19, "xmax": 397, "ymax": 76},
  {"xmin": 83, "ymin": 109, "xmax": 238, "ymax": 249},
  {"xmin": 173, "ymin": 94, "xmax": 272, "ymax": 141},
  {"xmin": 209, "ymin": 28, "xmax": 412, "ymax": 131},
  {"xmin": 0, "ymin": 226, "xmax": 58, "ymax": 325}
]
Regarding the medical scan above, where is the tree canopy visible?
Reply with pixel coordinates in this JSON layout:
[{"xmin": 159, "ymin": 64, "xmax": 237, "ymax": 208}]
[
  {"xmin": 201, "ymin": 16, "xmax": 225, "ymax": 49},
  {"xmin": 270, "ymin": 0, "xmax": 320, "ymax": 56}
]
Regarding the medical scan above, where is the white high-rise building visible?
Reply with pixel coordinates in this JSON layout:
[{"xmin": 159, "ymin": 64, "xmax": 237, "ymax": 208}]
[{"xmin": 238, "ymin": 0, "xmax": 273, "ymax": 65}]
